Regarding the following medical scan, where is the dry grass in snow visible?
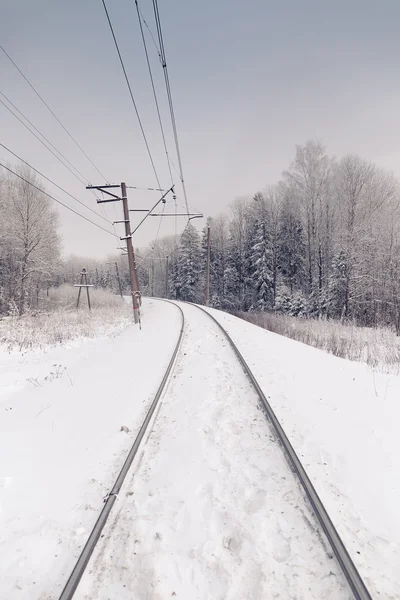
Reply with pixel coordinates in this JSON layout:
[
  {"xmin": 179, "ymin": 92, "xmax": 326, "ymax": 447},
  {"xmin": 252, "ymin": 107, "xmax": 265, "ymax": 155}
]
[
  {"xmin": 238, "ymin": 310, "xmax": 400, "ymax": 373},
  {"xmin": 0, "ymin": 285, "xmax": 132, "ymax": 351}
]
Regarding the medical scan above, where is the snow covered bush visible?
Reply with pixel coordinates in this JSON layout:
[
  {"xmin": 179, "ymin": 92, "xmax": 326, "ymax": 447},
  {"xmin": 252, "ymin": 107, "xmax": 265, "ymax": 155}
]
[
  {"xmin": 238, "ymin": 310, "xmax": 400, "ymax": 373},
  {"xmin": 0, "ymin": 286, "xmax": 131, "ymax": 351}
]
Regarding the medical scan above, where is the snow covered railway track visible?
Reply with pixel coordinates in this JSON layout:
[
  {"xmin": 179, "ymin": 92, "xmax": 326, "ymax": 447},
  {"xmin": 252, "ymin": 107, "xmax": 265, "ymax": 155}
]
[
  {"xmin": 192, "ymin": 302, "xmax": 372, "ymax": 600},
  {"xmin": 58, "ymin": 302, "xmax": 185, "ymax": 600},
  {"xmin": 58, "ymin": 299, "xmax": 372, "ymax": 600}
]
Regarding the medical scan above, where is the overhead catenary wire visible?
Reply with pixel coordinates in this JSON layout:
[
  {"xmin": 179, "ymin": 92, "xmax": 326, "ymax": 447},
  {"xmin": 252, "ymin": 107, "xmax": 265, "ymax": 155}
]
[
  {"xmin": 152, "ymin": 0, "xmax": 190, "ymax": 217},
  {"xmin": 137, "ymin": 3, "xmax": 161, "ymax": 57},
  {"xmin": 135, "ymin": 0, "xmax": 174, "ymax": 187},
  {"xmin": 0, "ymin": 92, "xmax": 106, "ymax": 210},
  {"xmin": 131, "ymin": 186, "xmax": 173, "ymax": 236},
  {"xmin": 0, "ymin": 94, "xmax": 89, "ymax": 187},
  {"xmin": 100, "ymin": 0, "xmax": 162, "ymax": 189},
  {"xmin": 152, "ymin": 197, "xmax": 166, "ymax": 249},
  {"xmin": 126, "ymin": 185, "xmax": 166, "ymax": 191},
  {"xmin": 0, "ymin": 162, "xmax": 116, "ymax": 238},
  {"xmin": 1, "ymin": 51, "xmax": 120, "ymax": 221},
  {"xmin": 0, "ymin": 142, "xmax": 112, "ymax": 225},
  {"xmin": 0, "ymin": 44, "xmax": 108, "ymax": 181}
]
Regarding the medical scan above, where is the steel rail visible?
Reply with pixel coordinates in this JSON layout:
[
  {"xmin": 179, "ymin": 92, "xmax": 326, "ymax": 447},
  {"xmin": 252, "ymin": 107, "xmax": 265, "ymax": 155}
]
[
  {"xmin": 58, "ymin": 302, "xmax": 185, "ymax": 600},
  {"xmin": 190, "ymin": 302, "xmax": 372, "ymax": 600}
]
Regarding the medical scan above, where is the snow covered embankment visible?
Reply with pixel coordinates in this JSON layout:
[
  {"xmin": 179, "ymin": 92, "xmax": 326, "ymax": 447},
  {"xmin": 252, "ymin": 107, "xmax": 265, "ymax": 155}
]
[
  {"xmin": 203, "ymin": 305, "xmax": 400, "ymax": 599},
  {"xmin": 0, "ymin": 299, "xmax": 181, "ymax": 600}
]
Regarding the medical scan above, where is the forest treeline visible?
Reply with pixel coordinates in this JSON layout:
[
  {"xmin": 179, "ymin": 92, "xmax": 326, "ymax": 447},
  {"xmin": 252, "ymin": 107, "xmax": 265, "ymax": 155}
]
[{"xmin": 2, "ymin": 140, "xmax": 400, "ymax": 332}]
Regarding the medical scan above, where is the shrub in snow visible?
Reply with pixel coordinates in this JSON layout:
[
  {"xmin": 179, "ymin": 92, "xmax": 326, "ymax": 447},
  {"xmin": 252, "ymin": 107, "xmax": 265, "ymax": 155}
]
[
  {"xmin": 238, "ymin": 310, "xmax": 400, "ymax": 373},
  {"xmin": 0, "ymin": 285, "xmax": 131, "ymax": 351},
  {"xmin": 174, "ymin": 223, "xmax": 202, "ymax": 302}
]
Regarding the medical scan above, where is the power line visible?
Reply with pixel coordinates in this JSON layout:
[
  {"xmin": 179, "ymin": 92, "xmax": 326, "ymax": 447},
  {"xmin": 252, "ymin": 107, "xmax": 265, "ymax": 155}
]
[
  {"xmin": 0, "ymin": 44, "xmax": 107, "ymax": 181},
  {"xmin": 135, "ymin": 0, "xmax": 173, "ymax": 187},
  {"xmin": 0, "ymin": 94, "xmax": 104, "ymax": 216},
  {"xmin": 137, "ymin": 3, "xmax": 161, "ymax": 57},
  {"xmin": 0, "ymin": 94, "xmax": 89, "ymax": 186},
  {"xmin": 152, "ymin": 198, "xmax": 166, "ymax": 248},
  {"xmin": 126, "ymin": 185, "xmax": 166, "ymax": 191},
  {"xmin": 152, "ymin": 0, "xmax": 190, "ymax": 217},
  {"xmin": 0, "ymin": 162, "xmax": 115, "ymax": 238},
  {"xmin": 100, "ymin": 0, "xmax": 162, "ymax": 189},
  {"xmin": 0, "ymin": 142, "xmax": 112, "ymax": 225}
]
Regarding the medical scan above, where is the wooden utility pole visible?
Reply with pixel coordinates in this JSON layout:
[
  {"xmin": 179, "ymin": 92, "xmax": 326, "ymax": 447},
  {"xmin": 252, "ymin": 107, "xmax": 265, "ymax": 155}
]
[
  {"xmin": 165, "ymin": 255, "xmax": 169, "ymax": 298},
  {"xmin": 115, "ymin": 261, "xmax": 123, "ymax": 298},
  {"xmin": 121, "ymin": 182, "xmax": 140, "ymax": 323},
  {"xmin": 150, "ymin": 260, "xmax": 155, "ymax": 297},
  {"xmin": 205, "ymin": 224, "xmax": 211, "ymax": 306},
  {"xmin": 75, "ymin": 268, "xmax": 93, "ymax": 309},
  {"xmin": 87, "ymin": 182, "xmax": 140, "ymax": 324}
]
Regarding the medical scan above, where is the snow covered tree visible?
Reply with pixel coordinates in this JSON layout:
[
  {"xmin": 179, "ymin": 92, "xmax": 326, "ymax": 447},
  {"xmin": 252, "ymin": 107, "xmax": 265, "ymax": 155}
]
[
  {"xmin": 283, "ymin": 141, "xmax": 333, "ymax": 309},
  {"xmin": 175, "ymin": 223, "xmax": 202, "ymax": 302},
  {"xmin": 119, "ymin": 139, "xmax": 400, "ymax": 333},
  {"xmin": 0, "ymin": 164, "xmax": 60, "ymax": 315},
  {"xmin": 278, "ymin": 196, "xmax": 306, "ymax": 296},
  {"xmin": 227, "ymin": 197, "xmax": 251, "ymax": 310},
  {"xmin": 251, "ymin": 221, "xmax": 273, "ymax": 310},
  {"xmin": 201, "ymin": 215, "xmax": 230, "ymax": 309}
]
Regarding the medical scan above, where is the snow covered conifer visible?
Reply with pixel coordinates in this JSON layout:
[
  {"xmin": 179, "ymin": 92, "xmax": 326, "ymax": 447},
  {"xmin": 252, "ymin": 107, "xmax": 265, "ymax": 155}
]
[
  {"xmin": 251, "ymin": 221, "xmax": 273, "ymax": 310},
  {"xmin": 327, "ymin": 250, "xmax": 348, "ymax": 319},
  {"xmin": 176, "ymin": 222, "xmax": 202, "ymax": 302}
]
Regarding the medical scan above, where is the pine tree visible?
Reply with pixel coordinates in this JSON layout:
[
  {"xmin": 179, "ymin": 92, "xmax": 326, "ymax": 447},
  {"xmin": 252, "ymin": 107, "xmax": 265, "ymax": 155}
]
[
  {"xmin": 243, "ymin": 204, "xmax": 260, "ymax": 310},
  {"xmin": 175, "ymin": 223, "xmax": 202, "ymax": 302},
  {"xmin": 251, "ymin": 221, "xmax": 273, "ymax": 310},
  {"xmin": 278, "ymin": 206, "xmax": 306, "ymax": 296}
]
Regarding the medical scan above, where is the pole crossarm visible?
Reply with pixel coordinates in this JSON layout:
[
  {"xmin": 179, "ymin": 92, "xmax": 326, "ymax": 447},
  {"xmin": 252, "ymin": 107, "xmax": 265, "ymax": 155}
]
[
  {"xmin": 148, "ymin": 212, "xmax": 203, "ymax": 218},
  {"xmin": 130, "ymin": 186, "xmax": 174, "ymax": 236},
  {"xmin": 86, "ymin": 185, "xmax": 121, "ymax": 201}
]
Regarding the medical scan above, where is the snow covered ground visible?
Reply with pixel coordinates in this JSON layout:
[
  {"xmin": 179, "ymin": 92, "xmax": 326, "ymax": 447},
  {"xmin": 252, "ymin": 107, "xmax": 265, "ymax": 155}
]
[
  {"xmin": 1, "ymin": 298, "xmax": 399, "ymax": 599},
  {"xmin": 0, "ymin": 300, "xmax": 181, "ymax": 599},
  {"xmin": 201, "ymin": 305, "xmax": 400, "ymax": 599},
  {"xmin": 74, "ymin": 303, "xmax": 352, "ymax": 600}
]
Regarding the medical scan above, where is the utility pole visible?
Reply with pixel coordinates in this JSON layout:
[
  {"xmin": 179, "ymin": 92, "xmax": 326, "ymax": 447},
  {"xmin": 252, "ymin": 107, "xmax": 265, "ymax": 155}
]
[
  {"xmin": 75, "ymin": 268, "xmax": 93, "ymax": 310},
  {"xmin": 165, "ymin": 255, "xmax": 169, "ymax": 298},
  {"xmin": 150, "ymin": 260, "xmax": 155, "ymax": 297},
  {"xmin": 205, "ymin": 224, "xmax": 211, "ymax": 306},
  {"xmin": 87, "ymin": 182, "xmax": 140, "ymax": 324},
  {"xmin": 114, "ymin": 261, "xmax": 123, "ymax": 298},
  {"xmin": 121, "ymin": 182, "xmax": 140, "ymax": 323}
]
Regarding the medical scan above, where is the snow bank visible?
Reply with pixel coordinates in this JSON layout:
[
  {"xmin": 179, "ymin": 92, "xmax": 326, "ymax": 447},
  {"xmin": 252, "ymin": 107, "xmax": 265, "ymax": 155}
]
[
  {"xmin": 0, "ymin": 299, "xmax": 181, "ymax": 599},
  {"xmin": 204, "ymin": 305, "xmax": 400, "ymax": 599}
]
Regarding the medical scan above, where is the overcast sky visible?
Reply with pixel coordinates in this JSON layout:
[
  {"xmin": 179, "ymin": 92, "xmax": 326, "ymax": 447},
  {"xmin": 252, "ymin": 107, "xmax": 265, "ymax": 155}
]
[{"xmin": 1, "ymin": 0, "xmax": 400, "ymax": 258}]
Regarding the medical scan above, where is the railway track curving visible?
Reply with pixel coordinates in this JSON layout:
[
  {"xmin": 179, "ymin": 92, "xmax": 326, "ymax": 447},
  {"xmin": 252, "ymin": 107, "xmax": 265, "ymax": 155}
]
[{"xmin": 59, "ymin": 300, "xmax": 372, "ymax": 600}]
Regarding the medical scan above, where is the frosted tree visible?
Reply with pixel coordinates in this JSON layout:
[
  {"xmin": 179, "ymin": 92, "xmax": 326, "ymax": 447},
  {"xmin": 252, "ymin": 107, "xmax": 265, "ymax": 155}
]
[
  {"xmin": 251, "ymin": 220, "xmax": 273, "ymax": 310},
  {"xmin": 278, "ymin": 192, "xmax": 306, "ymax": 296},
  {"xmin": 227, "ymin": 197, "xmax": 251, "ymax": 310},
  {"xmin": 327, "ymin": 250, "xmax": 348, "ymax": 318},
  {"xmin": 332, "ymin": 155, "xmax": 399, "ymax": 320},
  {"xmin": 125, "ymin": 139, "xmax": 400, "ymax": 332},
  {"xmin": 265, "ymin": 186, "xmax": 282, "ymax": 304},
  {"xmin": 175, "ymin": 222, "xmax": 202, "ymax": 302},
  {"xmin": 200, "ymin": 216, "xmax": 230, "ymax": 308},
  {"xmin": 284, "ymin": 140, "xmax": 332, "ymax": 309},
  {"xmin": 0, "ymin": 165, "xmax": 60, "ymax": 315}
]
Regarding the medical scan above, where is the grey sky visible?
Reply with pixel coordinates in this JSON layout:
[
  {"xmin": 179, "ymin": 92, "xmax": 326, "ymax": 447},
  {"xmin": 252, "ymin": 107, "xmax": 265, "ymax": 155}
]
[{"xmin": 1, "ymin": 0, "xmax": 400, "ymax": 257}]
